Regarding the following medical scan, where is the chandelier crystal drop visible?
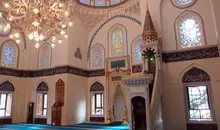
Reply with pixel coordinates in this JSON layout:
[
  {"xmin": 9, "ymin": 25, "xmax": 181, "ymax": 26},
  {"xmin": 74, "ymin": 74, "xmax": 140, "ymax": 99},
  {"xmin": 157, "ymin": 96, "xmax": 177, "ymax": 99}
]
[{"xmin": 1, "ymin": 0, "xmax": 73, "ymax": 48}]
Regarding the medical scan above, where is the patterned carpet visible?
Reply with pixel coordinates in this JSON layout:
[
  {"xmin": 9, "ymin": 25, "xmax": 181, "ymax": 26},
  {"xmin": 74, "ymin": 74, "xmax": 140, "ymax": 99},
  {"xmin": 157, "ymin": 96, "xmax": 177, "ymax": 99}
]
[{"xmin": 0, "ymin": 123, "xmax": 129, "ymax": 130}]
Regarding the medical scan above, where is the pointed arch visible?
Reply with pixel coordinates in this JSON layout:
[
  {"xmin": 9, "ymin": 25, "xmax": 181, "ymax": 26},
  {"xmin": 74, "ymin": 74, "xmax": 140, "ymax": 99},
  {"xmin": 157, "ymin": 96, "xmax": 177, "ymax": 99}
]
[
  {"xmin": 90, "ymin": 81, "xmax": 104, "ymax": 91},
  {"xmin": 175, "ymin": 10, "xmax": 206, "ymax": 49},
  {"xmin": 0, "ymin": 81, "xmax": 14, "ymax": 91},
  {"xmin": 182, "ymin": 67, "xmax": 210, "ymax": 82},
  {"xmin": 108, "ymin": 23, "xmax": 127, "ymax": 57},
  {"xmin": 38, "ymin": 42, "xmax": 52, "ymax": 68},
  {"xmin": 178, "ymin": 63, "xmax": 215, "ymax": 83},
  {"xmin": 55, "ymin": 79, "xmax": 65, "ymax": 106},
  {"xmin": 131, "ymin": 35, "xmax": 143, "ymax": 65},
  {"xmin": 0, "ymin": 39, "xmax": 19, "ymax": 68},
  {"xmin": 90, "ymin": 81, "xmax": 104, "ymax": 116},
  {"xmin": 36, "ymin": 81, "xmax": 49, "ymax": 92},
  {"xmin": 90, "ymin": 43, "xmax": 105, "ymax": 69}
]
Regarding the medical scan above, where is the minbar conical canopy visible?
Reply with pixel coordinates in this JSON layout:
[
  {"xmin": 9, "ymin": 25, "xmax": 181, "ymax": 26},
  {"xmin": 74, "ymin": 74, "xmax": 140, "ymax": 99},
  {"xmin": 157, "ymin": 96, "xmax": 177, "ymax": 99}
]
[{"xmin": 142, "ymin": 8, "xmax": 157, "ymax": 43}]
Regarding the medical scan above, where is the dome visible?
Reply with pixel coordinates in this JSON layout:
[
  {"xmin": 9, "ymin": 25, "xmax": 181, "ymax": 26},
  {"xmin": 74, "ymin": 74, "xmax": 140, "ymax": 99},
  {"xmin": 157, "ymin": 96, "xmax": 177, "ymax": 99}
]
[{"xmin": 77, "ymin": 0, "xmax": 127, "ymax": 7}]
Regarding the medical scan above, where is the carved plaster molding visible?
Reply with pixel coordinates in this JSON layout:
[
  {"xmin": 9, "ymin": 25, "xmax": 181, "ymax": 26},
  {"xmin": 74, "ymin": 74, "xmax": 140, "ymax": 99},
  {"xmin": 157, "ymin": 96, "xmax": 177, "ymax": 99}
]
[{"xmin": 72, "ymin": 0, "xmax": 140, "ymax": 28}]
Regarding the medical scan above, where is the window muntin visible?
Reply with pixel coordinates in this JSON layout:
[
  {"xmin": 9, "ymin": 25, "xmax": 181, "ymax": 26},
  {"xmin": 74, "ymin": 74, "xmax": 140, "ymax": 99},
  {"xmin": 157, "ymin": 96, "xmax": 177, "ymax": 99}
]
[
  {"xmin": 186, "ymin": 86, "xmax": 212, "ymax": 121},
  {"xmin": 0, "ymin": 93, "xmax": 12, "ymax": 117},
  {"xmin": 91, "ymin": 93, "xmax": 104, "ymax": 115},
  {"xmin": 36, "ymin": 93, "xmax": 48, "ymax": 116}
]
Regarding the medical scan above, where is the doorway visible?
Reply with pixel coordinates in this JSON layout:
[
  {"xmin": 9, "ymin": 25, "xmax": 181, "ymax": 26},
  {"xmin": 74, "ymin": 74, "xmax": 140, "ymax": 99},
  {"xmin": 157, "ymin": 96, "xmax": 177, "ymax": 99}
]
[{"xmin": 131, "ymin": 96, "xmax": 147, "ymax": 130}]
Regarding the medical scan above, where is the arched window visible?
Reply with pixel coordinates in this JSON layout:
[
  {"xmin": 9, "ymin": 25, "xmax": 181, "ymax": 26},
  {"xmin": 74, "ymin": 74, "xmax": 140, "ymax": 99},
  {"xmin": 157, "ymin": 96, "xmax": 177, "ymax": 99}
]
[
  {"xmin": 38, "ymin": 43, "xmax": 52, "ymax": 68},
  {"xmin": 0, "ymin": 40, "xmax": 19, "ymax": 68},
  {"xmin": 0, "ymin": 81, "xmax": 14, "ymax": 117},
  {"xmin": 90, "ymin": 81, "xmax": 104, "ymax": 116},
  {"xmin": 90, "ymin": 44, "xmax": 105, "ymax": 69},
  {"xmin": 132, "ymin": 36, "xmax": 143, "ymax": 64},
  {"xmin": 95, "ymin": 0, "xmax": 105, "ymax": 6},
  {"xmin": 109, "ymin": 24, "xmax": 127, "ymax": 57},
  {"xmin": 171, "ymin": 0, "xmax": 197, "ymax": 8},
  {"xmin": 175, "ymin": 11, "xmax": 205, "ymax": 49},
  {"xmin": 0, "ymin": 16, "xmax": 11, "ymax": 36},
  {"xmin": 36, "ymin": 81, "xmax": 48, "ymax": 117},
  {"xmin": 182, "ymin": 67, "xmax": 213, "ymax": 121}
]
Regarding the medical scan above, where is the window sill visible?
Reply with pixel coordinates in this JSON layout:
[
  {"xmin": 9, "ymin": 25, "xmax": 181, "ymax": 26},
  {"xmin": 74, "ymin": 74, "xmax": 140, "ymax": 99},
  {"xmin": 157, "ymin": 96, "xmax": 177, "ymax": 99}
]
[
  {"xmin": 90, "ymin": 115, "xmax": 104, "ymax": 117},
  {"xmin": 187, "ymin": 120, "xmax": 216, "ymax": 124}
]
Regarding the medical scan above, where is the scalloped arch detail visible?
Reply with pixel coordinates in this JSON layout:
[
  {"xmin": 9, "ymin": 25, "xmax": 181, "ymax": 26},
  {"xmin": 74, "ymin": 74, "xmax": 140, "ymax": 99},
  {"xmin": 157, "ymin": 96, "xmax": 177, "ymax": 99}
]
[{"xmin": 87, "ymin": 15, "xmax": 141, "ymax": 57}]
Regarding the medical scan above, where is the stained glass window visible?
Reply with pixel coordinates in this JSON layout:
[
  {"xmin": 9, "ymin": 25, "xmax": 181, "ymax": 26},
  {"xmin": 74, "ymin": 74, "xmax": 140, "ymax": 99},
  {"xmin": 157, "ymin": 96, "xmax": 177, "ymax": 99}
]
[
  {"xmin": 176, "ymin": 0, "xmax": 192, "ymax": 5},
  {"xmin": 187, "ymin": 86, "xmax": 212, "ymax": 121},
  {"xmin": 95, "ymin": 0, "xmax": 105, "ymax": 6},
  {"xmin": 0, "ymin": 18, "xmax": 11, "ymax": 36},
  {"xmin": 80, "ymin": 0, "xmax": 89, "ymax": 4},
  {"xmin": 3, "ymin": 45, "xmax": 16, "ymax": 66},
  {"xmin": 179, "ymin": 17, "xmax": 201, "ymax": 48},
  {"xmin": 112, "ymin": 29, "xmax": 124, "ymax": 56},
  {"xmin": 39, "ymin": 43, "xmax": 51, "ymax": 68},
  {"xmin": 111, "ymin": 0, "xmax": 121, "ymax": 5},
  {"xmin": 135, "ymin": 41, "xmax": 142, "ymax": 62},
  {"xmin": 93, "ymin": 47, "xmax": 102, "ymax": 67}
]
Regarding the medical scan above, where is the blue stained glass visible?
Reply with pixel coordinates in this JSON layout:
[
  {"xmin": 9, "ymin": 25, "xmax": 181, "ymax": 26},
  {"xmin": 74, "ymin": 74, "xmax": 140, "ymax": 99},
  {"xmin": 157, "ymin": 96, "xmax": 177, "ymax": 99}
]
[
  {"xmin": 112, "ymin": 30, "xmax": 123, "ymax": 44},
  {"xmin": 112, "ymin": 29, "xmax": 124, "ymax": 56},
  {"xmin": 176, "ymin": 0, "xmax": 192, "ymax": 5},
  {"xmin": 80, "ymin": 0, "xmax": 89, "ymax": 4},
  {"xmin": 96, "ymin": 0, "xmax": 105, "ymax": 6},
  {"xmin": 3, "ymin": 45, "xmax": 15, "ymax": 66},
  {"xmin": 135, "ymin": 42, "xmax": 142, "ymax": 62},
  {"xmin": 93, "ymin": 48, "xmax": 102, "ymax": 67},
  {"xmin": 180, "ymin": 18, "xmax": 201, "ymax": 48},
  {"xmin": 41, "ymin": 45, "xmax": 50, "ymax": 67},
  {"xmin": 0, "ymin": 18, "xmax": 11, "ymax": 35},
  {"xmin": 111, "ymin": 0, "xmax": 120, "ymax": 5}
]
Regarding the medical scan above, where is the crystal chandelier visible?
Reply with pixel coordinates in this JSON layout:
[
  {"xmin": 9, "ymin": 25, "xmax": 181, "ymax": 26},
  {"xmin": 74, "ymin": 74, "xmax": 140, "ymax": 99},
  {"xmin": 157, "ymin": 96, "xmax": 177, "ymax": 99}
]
[{"xmin": 1, "ymin": 0, "xmax": 73, "ymax": 48}]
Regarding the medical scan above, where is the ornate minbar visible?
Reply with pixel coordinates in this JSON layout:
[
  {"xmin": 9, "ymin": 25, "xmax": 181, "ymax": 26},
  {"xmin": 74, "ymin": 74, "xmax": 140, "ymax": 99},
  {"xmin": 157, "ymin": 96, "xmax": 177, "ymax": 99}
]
[{"xmin": 122, "ymin": 74, "xmax": 153, "ymax": 130}]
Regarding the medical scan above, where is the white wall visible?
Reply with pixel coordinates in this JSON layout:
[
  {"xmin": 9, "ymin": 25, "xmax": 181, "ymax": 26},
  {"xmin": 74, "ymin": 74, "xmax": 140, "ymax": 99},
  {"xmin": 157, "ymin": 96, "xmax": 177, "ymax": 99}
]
[
  {"xmin": 65, "ymin": 74, "xmax": 87, "ymax": 125},
  {"xmin": 160, "ymin": 0, "xmax": 218, "ymax": 51},
  {"xmin": 162, "ymin": 58, "xmax": 220, "ymax": 130},
  {"xmin": 68, "ymin": 16, "xmax": 89, "ymax": 69}
]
